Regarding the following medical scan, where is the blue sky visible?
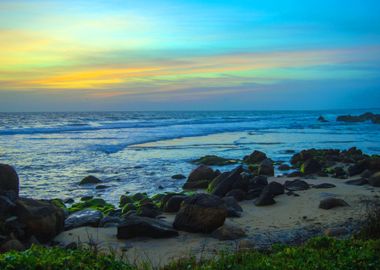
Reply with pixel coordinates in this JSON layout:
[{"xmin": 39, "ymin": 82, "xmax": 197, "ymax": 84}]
[{"xmin": 0, "ymin": 0, "xmax": 379, "ymax": 111}]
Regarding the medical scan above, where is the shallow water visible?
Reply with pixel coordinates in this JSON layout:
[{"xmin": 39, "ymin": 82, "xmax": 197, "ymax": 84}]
[{"xmin": 0, "ymin": 110, "xmax": 379, "ymax": 204}]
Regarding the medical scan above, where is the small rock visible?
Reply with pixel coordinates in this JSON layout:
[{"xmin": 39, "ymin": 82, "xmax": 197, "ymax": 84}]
[
  {"xmin": 324, "ymin": 227, "xmax": 349, "ymax": 237},
  {"xmin": 0, "ymin": 239, "xmax": 24, "ymax": 252},
  {"xmin": 171, "ymin": 174, "xmax": 186, "ymax": 180},
  {"xmin": 79, "ymin": 176, "xmax": 102, "ymax": 185},
  {"xmin": 225, "ymin": 189, "xmax": 246, "ymax": 201},
  {"xmin": 258, "ymin": 159, "xmax": 274, "ymax": 176},
  {"xmin": 64, "ymin": 209, "xmax": 103, "ymax": 230},
  {"xmin": 237, "ymin": 239, "xmax": 256, "ymax": 251},
  {"xmin": 313, "ymin": 183, "xmax": 336, "ymax": 189},
  {"xmin": 319, "ymin": 198, "xmax": 349, "ymax": 210},
  {"xmin": 0, "ymin": 164, "xmax": 19, "ymax": 196},
  {"xmin": 255, "ymin": 188, "xmax": 275, "ymax": 206},
  {"xmin": 243, "ymin": 150, "xmax": 267, "ymax": 164},
  {"xmin": 163, "ymin": 195, "xmax": 187, "ymax": 213},
  {"xmin": 345, "ymin": 178, "xmax": 368, "ymax": 186},
  {"xmin": 368, "ymin": 172, "xmax": 380, "ymax": 187},
  {"xmin": 211, "ymin": 224, "xmax": 246, "ymax": 240},
  {"xmin": 284, "ymin": 179, "xmax": 310, "ymax": 191},
  {"xmin": 301, "ymin": 159, "xmax": 321, "ymax": 175}
]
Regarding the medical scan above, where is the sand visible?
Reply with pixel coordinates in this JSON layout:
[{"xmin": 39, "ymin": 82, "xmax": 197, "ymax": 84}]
[{"xmin": 54, "ymin": 176, "xmax": 380, "ymax": 268}]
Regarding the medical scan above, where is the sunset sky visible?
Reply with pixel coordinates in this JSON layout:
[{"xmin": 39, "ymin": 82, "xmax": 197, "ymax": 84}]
[{"xmin": 0, "ymin": 0, "xmax": 380, "ymax": 111}]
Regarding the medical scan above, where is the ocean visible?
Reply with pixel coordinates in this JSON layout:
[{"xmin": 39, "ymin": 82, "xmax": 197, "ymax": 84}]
[{"xmin": 0, "ymin": 110, "xmax": 379, "ymax": 204}]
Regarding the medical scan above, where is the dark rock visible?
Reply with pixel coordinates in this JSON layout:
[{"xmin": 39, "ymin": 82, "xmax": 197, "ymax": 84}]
[
  {"xmin": 0, "ymin": 195, "xmax": 16, "ymax": 218},
  {"xmin": 333, "ymin": 167, "xmax": 347, "ymax": 178},
  {"xmin": 137, "ymin": 202, "xmax": 161, "ymax": 218},
  {"xmin": 210, "ymin": 166, "xmax": 244, "ymax": 197},
  {"xmin": 225, "ymin": 189, "xmax": 246, "ymax": 201},
  {"xmin": 286, "ymin": 171, "xmax": 302, "ymax": 177},
  {"xmin": 266, "ymin": 182, "xmax": 284, "ymax": 196},
  {"xmin": 0, "ymin": 239, "xmax": 24, "ymax": 252},
  {"xmin": 64, "ymin": 198, "xmax": 74, "ymax": 204},
  {"xmin": 361, "ymin": 169, "xmax": 373, "ymax": 178},
  {"xmin": 95, "ymin": 185, "xmax": 108, "ymax": 190},
  {"xmin": 171, "ymin": 174, "xmax": 186, "ymax": 180},
  {"xmin": 345, "ymin": 178, "xmax": 368, "ymax": 186},
  {"xmin": 248, "ymin": 175, "xmax": 268, "ymax": 190},
  {"xmin": 348, "ymin": 160, "xmax": 369, "ymax": 176},
  {"xmin": 0, "ymin": 164, "xmax": 19, "ymax": 196},
  {"xmin": 278, "ymin": 164, "xmax": 291, "ymax": 171},
  {"xmin": 243, "ymin": 150, "xmax": 267, "ymax": 164},
  {"xmin": 163, "ymin": 195, "xmax": 186, "ymax": 213},
  {"xmin": 301, "ymin": 159, "xmax": 321, "ymax": 175},
  {"xmin": 14, "ymin": 198, "xmax": 65, "ymax": 243},
  {"xmin": 183, "ymin": 165, "xmax": 217, "ymax": 189},
  {"xmin": 368, "ymin": 172, "xmax": 380, "ymax": 187},
  {"xmin": 222, "ymin": 196, "xmax": 243, "ymax": 216},
  {"xmin": 313, "ymin": 183, "xmax": 336, "ymax": 189},
  {"xmin": 117, "ymin": 216, "xmax": 178, "ymax": 239},
  {"xmin": 173, "ymin": 194, "xmax": 227, "ymax": 233},
  {"xmin": 284, "ymin": 179, "xmax": 310, "ymax": 191},
  {"xmin": 211, "ymin": 224, "xmax": 246, "ymax": 240},
  {"xmin": 319, "ymin": 198, "xmax": 349, "ymax": 210},
  {"xmin": 255, "ymin": 188, "xmax": 275, "ymax": 206},
  {"xmin": 192, "ymin": 155, "xmax": 237, "ymax": 166},
  {"xmin": 245, "ymin": 187, "xmax": 264, "ymax": 200},
  {"xmin": 64, "ymin": 209, "xmax": 103, "ymax": 230},
  {"xmin": 79, "ymin": 176, "xmax": 101, "ymax": 185},
  {"xmin": 258, "ymin": 159, "xmax": 274, "ymax": 176},
  {"xmin": 337, "ymin": 112, "xmax": 380, "ymax": 123},
  {"xmin": 324, "ymin": 227, "xmax": 349, "ymax": 237},
  {"xmin": 318, "ymin": 116, "xmax": 328, "ymax": 122},
  {"xmin": 99, "ymin": 216, "xmax": 122, "ymax": 227}
]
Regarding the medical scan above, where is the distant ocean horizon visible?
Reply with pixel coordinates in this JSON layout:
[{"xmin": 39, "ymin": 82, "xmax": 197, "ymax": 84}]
[{"xmin": 1, "ymin": 109, "xmax": 379, "ymax": 204}]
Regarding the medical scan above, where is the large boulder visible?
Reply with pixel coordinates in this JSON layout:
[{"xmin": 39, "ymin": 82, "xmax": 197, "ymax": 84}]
[
  {"xmin": 173, "ymin": 194, "xmax": 227, "ymax": 233},
  {"xmin": 64, "ymin": 209, "xmax": 103, "ymax": 230},
  {"xmin": 0, "ymin": 164, "xmax": 19, "ymax": 196},
  {"xmin": 243, "ymin": 150, "xmax": 267, "ymax": 164},
  {"xmin": 319, "ymin": 198, "xmax": 349, "ymax": 210},
  {"xmin": 258, "ymin": 159, "xmax": 274, "ymax": 176},
  {"xmin": 14, "ymin": 198, "xmax": 65, "ymax": 242},
  {"xmin": 255, "ymin": 188, "xmax": 275, "ymax": 206},
  {"xmin": 210, "ymin": 166, "xmax": 244, "ymax": 197},
  {"xmin": 117, "ymin": 216, "xmax": 178, "ymax": 239},
  {"xmin": 266, "ymin": 182, "xmax": 284, "ymax": 196},
  {"xmin": 368, "ymin": 172, "xmax": 380, "ymax": 187},
  {"xmin": 300, "ymin": 159, "xmax": 321, "ymax": 175},
  {"xmin": 183, "ymin": 165, "xmax": 218, "ymax": 189}
]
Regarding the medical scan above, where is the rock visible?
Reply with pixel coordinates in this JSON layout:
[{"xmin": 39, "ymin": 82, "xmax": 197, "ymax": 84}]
[
  {"xmin": 286, "ymin": 171, "xmax": 302, "ymax": 177},
  {"xmin": 245, "ymin": 187, "xmax": 264, "ymax": 200},
  {"xmin": 347, "ymin": 161, "xmax": 369, "ymax": 176},
  {"xmin": 79, "ymin": 175, "xmax": 102, "ymax": 185},
  {"xmin": 238, "ymin": 239, "xmax": 256, "ymax": 251},
  {"xmin": 173, "ymin": 194, "xmax": 227, "ymax": 233},
  {"xmin": 14, "ymin": 198, "xmax": 65, "ymax": 243},
  {"xmin": 210, "ymin": 166, "xmax": 244, "ymax": 197},
  {"xmin": 117, "ymin": 216, "xmax": 178, "ymax": 239},
  {"xmin": 95, "ymin": 185, "xmax": 108, "ymax": 190},
  {"xmin": 278, "ymin": 164, "xmax": 291, "ymax": 171},
  {"xmin": 300, "ymin": 159, "xmax": 321, "ymax": 175},
  {"xmin": 243, "ymin": 150, "xmax": 267, "ymax": 164},
  {"xmin": 0, "ymin": 164, "xmax": 19, "ymax": 196},
  {"xmin": 255, "ymin": 188, "xmax": 275, "ymax": 206},
  {"xmin": 183, "ymin": 165, "xmax": 217, "ymax": 189},
  {"xmin": 211, "ymin": 224, "xmax": 246, "ymax": 240},
  {"xmin": 99, "ymin": 216, "xmax": 122, "ymax": 227},
  {"xmin": 192, "ymin": 155, "xmax": 237, "ymax": 166},
  {"xmin": 64, "ymin": 198, "xmax": 74, "ymax": 204},
  {"xmin": 313, "ymin": 183, "xmax": 336, "ymax": 189},
  {"xmin": 266, "ymin": 182, "xmax": 284, "ymax": 196},
  {"xmin": 223, "ymin": 196, "xmax": 243, "ymax": 215},
  {"xmin": 163, "ymin": 195, "xmax": 186, "ymax": 213},
  {"xmin": 337, "ymin": 112, "xmax": 380, "ymax": 123},
  {"xmin": 0, "ymin": 195, "xmax": 16, "ymax": 218},
  {"xmin": 361, "ymin": 169, "xmax": 373, "ymax": 178},
  {"xmin": 171, "ymin": 174, "xmax": 186, "ymax": 180},
  {"xmin": 345, "ymin": 178, "xmax": 368, "ymax": 186},
  {"xmin": 225, "ymin": 189, "xmax": 246, "ymax": 201},
  {"xmin": 319, "ymin": 198, "xmax": 349, "ymax": 210},
  {"xmin": 333, "ymin": 167, "xmax": 347, "ymax": 178},
  {"xmin": 368, "ymin": 172, "xmax": 380, "ymax": 187},
  {"xmin": 318, "ymin": 116, "xmax": 328, "ymax": 122},
  {"xmin": 324, "ymin": 227, "xmax": 349, "ymax": 237},
  {"xmin": 137, "ymin": 202, "xmax": 161, "ymax": 218},
  {"xmin": 64, "ymin": 209, "xmax": 103, "ymax": 230},
  {"xmin": 0, "ymin": 239, "xmax": 24, "ymax": 252},
  {"xmin": 258, "ymin": 159, "xmax": 274, "ymax": 176},
  {"xmin": 122, "ymin": 203, "xmax": 137, "ymax": 214},
  {"xmin": 284, "ymin": 179, "xmax": 310, "ymax": 191},
  {"xmin": 248, "ymin": 175, "xmax": 268, "ymax": 190}
]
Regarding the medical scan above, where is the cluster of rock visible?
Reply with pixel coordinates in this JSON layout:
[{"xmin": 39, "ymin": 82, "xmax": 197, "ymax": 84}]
[
  {"xmin": 337, "ymin": 112, "xmax": 380, "ymax": 124},
  {"xmin": 0, "ymin": 164, "xmax": 65, "ymax": 252}
]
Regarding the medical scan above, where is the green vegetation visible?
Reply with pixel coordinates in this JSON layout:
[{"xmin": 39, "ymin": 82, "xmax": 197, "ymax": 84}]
[
  {"xmin": 0, "ymin": 245, "xmax": 134, "ymax": 270},
  {"xmin": 192, "ymin": 155, "xmax": 238, "ymax": 166},
  {"xmin": 1, "ymin": 237, "xmax": 379, "ymax": 270},
  {"xmin": 68, "ymin": 198, "xmax": 115, "ymax": 215}
]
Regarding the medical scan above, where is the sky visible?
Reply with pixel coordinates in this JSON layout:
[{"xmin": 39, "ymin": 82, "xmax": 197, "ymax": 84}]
[{"xmin": 0, "ymin": 0, "xmax": 380, "ymax": 111}]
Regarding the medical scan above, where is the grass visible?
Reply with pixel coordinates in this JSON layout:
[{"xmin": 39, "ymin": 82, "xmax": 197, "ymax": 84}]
[{"xmin": 1, "ymin": 237, "xmax": 380, "ymax": 270}]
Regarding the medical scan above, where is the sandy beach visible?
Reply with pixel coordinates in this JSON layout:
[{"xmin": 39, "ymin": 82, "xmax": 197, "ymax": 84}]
[{"xmin": 54, "ymin": 175, "xmax": 380, "ymax": 268}]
